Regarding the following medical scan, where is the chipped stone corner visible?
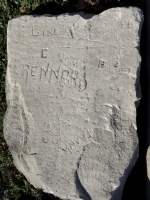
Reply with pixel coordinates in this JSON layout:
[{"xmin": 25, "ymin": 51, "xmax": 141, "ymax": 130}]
[{"xmin": 76, "ymin": 134, "xmax": 139, "ymax": 200}]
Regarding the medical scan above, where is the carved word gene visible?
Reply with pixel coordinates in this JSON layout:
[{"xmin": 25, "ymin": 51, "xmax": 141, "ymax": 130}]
[{"xmin": 32, "ymin": 25, "xmax": 59, "ymax": 36}]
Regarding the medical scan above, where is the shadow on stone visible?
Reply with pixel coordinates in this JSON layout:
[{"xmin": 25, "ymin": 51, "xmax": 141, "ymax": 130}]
[
  {"xmin": 19, "ymin": 195, "xmax": 36, "ymax": 200},
  {"xmin": 30, "ymin": 0, "xmax": 108, "ymax": 15},
  {"xmin": 110, "ymin": 147, "xmax": 139, "ymax": 200},
  {"xmin": 75, "ymin": 170, "xmax": 91, "ymax": 200},
  {"xmin": 41, "ymin": 193, "xmax": 62, "ymax": 200},
  {"xmin": 30, "ymin": 0, "xmax": 144, "ymax": 16},
  {"xmin": 121, "ymin": 6, "xmax": 147, "ymax": 200}
]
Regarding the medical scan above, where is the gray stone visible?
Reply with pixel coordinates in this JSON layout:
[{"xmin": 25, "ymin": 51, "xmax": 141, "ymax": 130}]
[{"xmin": 4, "ymin": 7, "xmax": 143, "ymax": 200}]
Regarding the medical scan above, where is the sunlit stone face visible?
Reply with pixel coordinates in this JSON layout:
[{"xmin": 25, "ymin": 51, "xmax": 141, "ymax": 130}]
[{"xmin": 4, "ymin": 7, "xmax": 143, "ymax": 200}]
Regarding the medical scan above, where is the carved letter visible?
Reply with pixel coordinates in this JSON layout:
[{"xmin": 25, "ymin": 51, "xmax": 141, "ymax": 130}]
[
  {"xmin": 52, "ymin": 138, "xmax": 59, "ymax": 144},
  {"xmin": 79, "ymin": 134, "xmax": 87, "ymax": 141},
  {"xmin": 79, "ymin": 74, "xmax": 87, "ymax": 92},
  {"xmin": 70, "ymin": 70, "xmax": 78, "ymax": 85},
  {"xmin": 40, "ymin": 63, "xmax": 50, "ymax": 81},
  {"xmin": 42, "ymin": 48, "xmax": 48, "ymax": 58},
  {"xmin": 61, "ymin": 70, "xmax": 70, "ymax": 84},
  {"xmin": 49, "ymin": 67, "xmax": 60, "ymax": 83},
  {"xmin": 87, "ymin": 130, "xmax": 93, "ymax": 139},
  {"xmin": 31, "ymin": 66, "xmax": 38, "ymax": 77},
  {"xmin": 54, "ymin": 29, "xmax": 59, "ymax": 35},
  {"xmin": 60, "ymin": 144, "xmax": 72, "ymax": 154},
  {"xmin": 69, "ymin": 140, "xmax": 75, "ymax": 149},
  {"xmin": 23, "ymin": 65, "xmax": 30, "ymax": 83},
  {"xmin": 32, "ymin": 25, "xmax": 39, "ymax": 36}
]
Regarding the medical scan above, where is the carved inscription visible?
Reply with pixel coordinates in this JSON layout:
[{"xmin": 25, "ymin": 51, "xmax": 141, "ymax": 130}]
[
  {"xmin": 60, "ymin": 130, "xmax": 94, "ymax": 154},
  {"xmin": 23, "ymin": 63, "xmax": 87, "ymax": 91},
  {"xmin": 32, "ymin": 25, "xmax": 59, "ymax": 36},
  {"xmin": 121, "ymin": 20, "xmax": 134, "ymax": 28},
  {"xmin": 61, "ymin": 40, "xmax": 94, "ymax": 49},
  {"xmin": 23, "ymin": 65, "xmax": 29, "ymax": 83},
  {"xmin": 41, "ymin": 118, "xmax": 94, "ymax": 154},
  {"xmin": 42, "ymin": 137, "xmax": 49, "ymax": 143}
]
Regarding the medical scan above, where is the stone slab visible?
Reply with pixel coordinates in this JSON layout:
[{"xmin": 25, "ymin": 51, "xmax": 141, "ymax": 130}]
[{"xmin": 4, "ymin": 7, "xmax": 143, "ymax": 200}]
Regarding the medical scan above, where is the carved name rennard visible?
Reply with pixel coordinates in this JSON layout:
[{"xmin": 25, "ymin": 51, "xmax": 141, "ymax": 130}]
[{"xmin": 23, "ymin": 63, "xmax": 87, "ymax": 91}]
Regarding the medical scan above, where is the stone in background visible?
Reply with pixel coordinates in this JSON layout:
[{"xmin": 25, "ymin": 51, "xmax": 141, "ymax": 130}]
[{"xmin": 4, "ymin": 7, "xmax": 143, "ymax": 200}]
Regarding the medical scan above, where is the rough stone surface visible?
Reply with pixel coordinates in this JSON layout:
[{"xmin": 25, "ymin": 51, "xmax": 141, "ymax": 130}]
[
  {"xmin": 4, "ymin": 7, "xmax": 143, "ymax": 200},
  {"xmin": 147, "ymin": 147, "xmax": 150, "ymax": 181}
]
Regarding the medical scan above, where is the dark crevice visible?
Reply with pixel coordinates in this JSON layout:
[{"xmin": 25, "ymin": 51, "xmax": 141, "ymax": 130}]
[
  {"xmin": 121, "ymin": 6, "xmax": 147, "ymax": 200},
  {"xmin": 31, "ymin": 1, "xmax": 144, "ymax": 15},
  {"xmin": 75, "ymin": 171, "xmax": 92, "ymax": 200},
  {"xmin": 110, "ymin": 147, "xmax": 139, "ymax": 200}
]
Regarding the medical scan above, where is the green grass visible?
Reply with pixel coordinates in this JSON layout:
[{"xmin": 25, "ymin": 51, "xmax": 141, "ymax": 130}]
[{"xmin": 0, "ymin": 0, "xmax": 145, "ymax": 199}]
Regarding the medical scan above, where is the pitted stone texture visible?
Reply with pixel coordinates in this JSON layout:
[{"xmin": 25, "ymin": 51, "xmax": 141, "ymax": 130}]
[{"xmin": 4, "ymin": 7, "xmax": 143, "ymax": 200}]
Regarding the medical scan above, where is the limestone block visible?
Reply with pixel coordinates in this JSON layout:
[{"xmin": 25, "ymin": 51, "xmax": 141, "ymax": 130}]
[{"xmin": 4, "ymin": 7, "xmax": 143, "ymax": 200}]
